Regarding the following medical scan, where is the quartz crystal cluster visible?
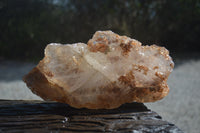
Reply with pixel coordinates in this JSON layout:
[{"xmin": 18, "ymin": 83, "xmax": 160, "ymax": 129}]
[{"xmin": 23, "ymin": 31, "xmax": 174, "ymax": 109}]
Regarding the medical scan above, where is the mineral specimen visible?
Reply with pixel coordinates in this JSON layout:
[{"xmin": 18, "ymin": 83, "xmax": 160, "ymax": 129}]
[{"xmin": 23, "ymin": 31, "xmax": 174, "ymax": 109}]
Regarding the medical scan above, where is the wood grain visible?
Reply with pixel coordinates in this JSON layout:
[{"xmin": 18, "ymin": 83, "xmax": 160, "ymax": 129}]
[{"xmin": 0, "ymin": 100, "xmax": 183, "ymax": 133}]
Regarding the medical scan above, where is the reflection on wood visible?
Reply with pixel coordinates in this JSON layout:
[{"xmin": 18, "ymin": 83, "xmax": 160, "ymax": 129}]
[{"xmin": 0, "ymin": 100, "xmax": 183, "ymax": 132}]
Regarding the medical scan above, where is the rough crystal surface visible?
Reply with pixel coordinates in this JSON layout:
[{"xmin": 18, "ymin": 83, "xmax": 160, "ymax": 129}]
[{"xmin": 23, "ymin": 31, "xmax": 174, "ymax": 109}]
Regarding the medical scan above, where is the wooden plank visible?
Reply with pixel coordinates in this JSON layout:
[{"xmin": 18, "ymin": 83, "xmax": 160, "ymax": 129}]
[{"xmin": 0, "ymin": 100, "xmax": 183, "ymax": 132}]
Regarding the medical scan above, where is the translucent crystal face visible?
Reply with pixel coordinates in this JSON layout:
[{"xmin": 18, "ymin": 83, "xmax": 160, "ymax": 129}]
[{"xmin": 24, "ymin": 31, "xmax": 174, "ymax": 109}]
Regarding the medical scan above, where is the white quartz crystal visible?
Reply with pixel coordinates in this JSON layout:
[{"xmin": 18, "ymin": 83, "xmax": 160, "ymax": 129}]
[{"xmin": 24, "ymin": 31, "xmax": 174, "ymax": 109}]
